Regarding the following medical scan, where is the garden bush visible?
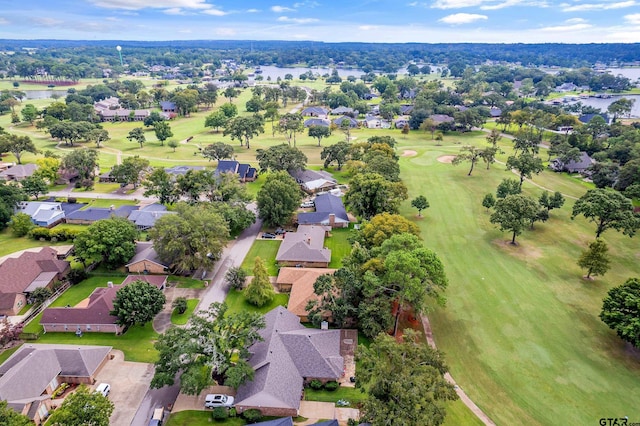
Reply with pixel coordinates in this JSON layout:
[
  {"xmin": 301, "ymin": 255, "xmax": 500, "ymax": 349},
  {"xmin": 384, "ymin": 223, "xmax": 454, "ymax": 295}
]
[
  {"xmin": 324, "ymin": 380, "xmax": 339, "ymax": 391},
  {"xmin": 28, "ymin": 227, "xmax": 51, "ymax": 240},
  {"xmin": 211, "ymin": 407, "xmax": 228, "ymax": 421},
  {"xmin": 309, "ymin": 379, "xmax": 323, "ymax": 390},
  {"xmin": 242, "ymin": 408, "xmax": 262, "ymax": 423}
]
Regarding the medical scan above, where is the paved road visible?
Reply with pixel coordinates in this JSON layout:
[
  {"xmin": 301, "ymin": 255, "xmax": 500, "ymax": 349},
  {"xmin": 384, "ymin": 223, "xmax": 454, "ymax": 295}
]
[{"xmin": 130, "ymin": 378, "xmax": 181, "ymax": 426}]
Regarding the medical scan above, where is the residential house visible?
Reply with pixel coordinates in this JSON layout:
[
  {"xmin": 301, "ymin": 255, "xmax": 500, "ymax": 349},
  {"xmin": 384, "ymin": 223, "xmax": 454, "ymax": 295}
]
[
  {"xmin": 301, "ymin": 106, "xmax": 329, "ymax": 118},
  {"xmin": 363, "ymin": 117, "xmax": 390, "ymax": 129},
  {"xmin": 330, "ymin": 106, "xmax": 356, "ymax": 116},
  {"xmin": 429, "ymin": 114, "xmax": 455, "ymax": 125},
  {"xmin": 276, "ymin": 225, "xmax": 331, "ymax": 268},
  {"xmin": 0, "ymin": 163, "xmax": 38, "ymax": 181},
  {"xmin": 93, "ymin": 96, "xmax": 120, "ymax": 110},
  {"xmin": 164, "ymin": 165, "xmax": 205, "ymax": 176},
  {"xmin": 16, "ymin": 201, "xmax": 65, "ymax": 227},
  {"xmin": 65, "ymin": 205, "xmax": 139, "ymax": 225},
  {"xmin": 98, "ymin": 170, "xmax": 117, "ymax": 183},
  {"xmin": 399, "ymin": 104, "xmax": 414, "ymax": 115},
  {"xmin": 0, "ymin": 247, "xmax": 70, "ymax": 316},
  {"xmin": 252, "ymin": 418, "xmax": 338, "ymax": 426},
  {"xmin": 127, "ymin": 204, "xmax": 175, "ymax": 231},
  {"xmin": 277, "ymin": 267, "xmax": 336, "ymax": 322},
  {"xmin": 332, "ymin": 116, "xmax": 358, "ymax": 129},
  {"xmin": 489, "ymin": 108, "xmax": 502, "ymax": 118},
  {"xmin": 125, "ymin": 241, "xmax": 169, "ymax": 274},
  {"xmin": 0, "ymin": 344, "xmax": 112, "ymax": 425},
  {"xmin": 303, "ymin": 118, "xmax": 330, "ymax": 128},
  {"xmin": 550, "ymin": 152, "xmax": 595, "ymax": 174},
  {"xmin": 160, "ymin": 101, "xmax": 177, "ymax": 113},
  {"xmin": 578, "ymin": 113, "xmax": 611, "ymax": 125},
  {"xmin": 297, "ymin": 193, "xmax": 349, "ymax": 229},
  {"xmin": 215, "ymin": 160, "xmax": 258, "ymax": 182},
  {"xmin": 363, "ymin": 93, "xmax": 379, "ymax": 100},
  {"xmin": 289, "ymin": 169, "xmax": 337, "ymax": 194},
  {"xmin": 234, "ymin": 306, "xmax": 344, "ymax": 417},
  {"xmin": 41, "ymin": 275, "xmax": 167, "ymax": 334},
  {"xmin": 555, "ymin": 82, "xmax": 578, "ymax": 92},
  {"xmin": 394, "ymin": 118, "xmax": 409, "ymax": 129}
]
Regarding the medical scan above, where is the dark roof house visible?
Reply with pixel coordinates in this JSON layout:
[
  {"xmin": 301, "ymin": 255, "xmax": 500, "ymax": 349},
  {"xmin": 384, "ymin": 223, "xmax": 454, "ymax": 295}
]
[
  {"xmin": 301, "ymin": 106, "xmax": 329, "ymax": 117},
  {"xmin": 276, "ymin": 225, "xmax": 331, "ymax": 267},
  {"xmin": 550, "ymin": 152, "xmax": 595, "ymax": 174},
  {"xmin": 215, "ymin": 160, "xmax": 258, "ymax": 182},
  {"xmin": 297, "ymin": 193, "xmax": 349, "ymax": 228},
  {"xmin": 289, "ymin": 169, "xmax": 337, "ymax": 193},
  {"xmin": 304, "ymin": 118, "xmax": 330, "ymax": 128},
  {"xmin": 332, "ymin": 116, "xmax": 358, "ymax": 129},
  {"xmin": 128, "ymin": 204, "xmax": 175, "ymax": 231},
  {"xmin": 234, "ymin": 306, "xmax": 344, "ymax": 417},
  {"xmin": 0, "ymin": 163, "xmax": 38, "ymax": 181},
  {"xmin": 65, "ymin": 205, "xmax": 139, "ymax": 224}
]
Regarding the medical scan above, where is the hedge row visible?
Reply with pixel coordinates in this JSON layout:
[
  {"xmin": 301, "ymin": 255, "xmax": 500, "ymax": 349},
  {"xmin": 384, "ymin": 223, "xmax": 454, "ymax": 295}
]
[{"xmin": 28, "ymin": 227, "xmax": 81, "ymax": 242}]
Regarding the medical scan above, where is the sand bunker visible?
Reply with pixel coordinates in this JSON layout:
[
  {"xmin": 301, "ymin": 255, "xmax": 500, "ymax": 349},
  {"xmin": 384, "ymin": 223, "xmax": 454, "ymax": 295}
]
[
  {"xmin": 437, "ymin": 155, "xmax": 456, "ymax": 163},
  {"xmin": 401, "ymin": 150, "xmax": 418, "ymax": 157}
]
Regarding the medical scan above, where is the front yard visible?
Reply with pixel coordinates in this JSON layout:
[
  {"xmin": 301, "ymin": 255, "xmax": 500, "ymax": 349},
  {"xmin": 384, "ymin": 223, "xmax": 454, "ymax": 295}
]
[{"xmin": 224, "ymin": 289, "xmax": 289, "ymax": 316}]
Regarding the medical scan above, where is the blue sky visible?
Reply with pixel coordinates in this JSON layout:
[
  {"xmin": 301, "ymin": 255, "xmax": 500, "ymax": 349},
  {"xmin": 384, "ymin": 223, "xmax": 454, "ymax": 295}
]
[{"xmin": 2, "ymin": 0, "xmax": 639, "ymax": 43}]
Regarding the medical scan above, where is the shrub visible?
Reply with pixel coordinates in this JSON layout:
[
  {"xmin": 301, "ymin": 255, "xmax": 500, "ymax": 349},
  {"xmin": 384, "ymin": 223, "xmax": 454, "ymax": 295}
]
[
  {"xmin": 242, "ymin": 408, "xmax": 262, "ymax": 423},
  {"xmin": 228, "ymin": 408, "xmax": 237, "ymax": 418},
  {"xmin": 29, "ymin": 227, "xmax": 51, "ymax": 241},
  {"xmin": 324, "ymin": 380, "xmax": 339, "ymax": 391},
  {"xmin": 211, "ymin": 407, "xmax": 228, "ymax": 421},
  {"xmin": 172, "ymin": 297, "xmax": 187, "ymax": 314},
  {"xmin": 309, "ymin": 379, "xmax": 323, "ymax": 390},
  {"xmin": 67, "ymin": 268, "xmax": 88, "ymax": 285},
  {"xmin": 225, "ymin": 266, "xmax": 247, "ymax": 290}
]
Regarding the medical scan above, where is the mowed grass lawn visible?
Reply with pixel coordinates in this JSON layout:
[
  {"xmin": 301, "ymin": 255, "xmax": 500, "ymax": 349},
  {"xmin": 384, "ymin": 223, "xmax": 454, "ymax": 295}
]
[
  {"xmin": 0, "ymin": 228, "xmax": 70, "ymax": 258},
  {"xmin": 21, "ymin": 274, "xmax": 159, "ymax": 363},
  {"xmin": 170, "ymin": 299, "xmax": 199, "ymax": 325},
  {"xmin": 397, "ymin": 137, "xmax": 640, "ymax": 425},
  {"xmin": 225, "ymin": 289, "xmax": 289, "ymax": 316},
  {"xmin": 240, "ymin": 240, "xmax": 281, "ymax": 276}
]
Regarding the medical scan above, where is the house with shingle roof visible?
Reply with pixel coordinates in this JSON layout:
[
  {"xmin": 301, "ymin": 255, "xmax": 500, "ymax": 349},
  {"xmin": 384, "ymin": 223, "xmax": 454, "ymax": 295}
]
[
  {"xmin": 0, "ymin": 163, "xmax": 38, "ymax": 181},
  {"xmin": 127, "ymin": 204, "xmax": 175, "ymax": 231},
  {"xmin": 550, "ymin": 152, "xmax": 595, "ymax": 174},
  {"xmin": 332, "ymin": 116, "xmax": 358, "ymax": 129},
  {"xmin": 0, "ymin": 247, "xmax": 70, "ymax": 316},
  {"xmin": 160, "ymin": 101, "xmax": 177, "ymax": 113},
  {"xmin": 215, "ymin": 160, "xmax": 258, "ymax": 182},
  {"xmin": 126, "ymin": 241, "xmax": 169, "ymax": 274},
  {"xmin": 41, "ymin": 275, "xmax": 167, "ymax": 334},
  {"xmin": 429, "ymin": 114, "xmax": 455, "ymax": 124},
  {"xmin": 303, "ymin": 118, "xmax": 330, "ymax": 128},
  {"xmin": 276, "ymin": 225, "xmax": 331, "ymax": 268},
  {"xmin": 289, "ymin": 169, "xmax": 337, "ymax": 194},
  {"xmin": 297, "ymin": 193, "xmax": 349, "ymax": 229},
  {"xmin": 330, "ymin": 106, "xmax": 356, "ymax": 116},
  {"xmin": 65, "ymin": 205, "xmax": 139, "ymax": 225},
  {"xmin": 0, "ymin": 343, "xmax": 112, "ymax": 425},
  {"xmin": 301, "ymin": 106, "xmax": 329, "ymax": 118},
  {"xmin": 164, "ymin": 165, "xmax": 205, "ymax": 176},
  {"xmin": 277, "ymin": 267, "xmax": 336, "ymax": 322},
  {"xmin": 16, "ymin": 201, "xmax": 65, "ymax": 227},
  {"xmin": 234, "ymin": 306, "xmax": 344, "ymax": 417}
]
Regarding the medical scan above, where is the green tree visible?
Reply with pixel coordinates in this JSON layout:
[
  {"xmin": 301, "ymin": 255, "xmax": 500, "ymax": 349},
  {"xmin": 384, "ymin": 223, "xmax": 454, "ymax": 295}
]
[
  {"xmin": 600, "ymin": 278, "xmax": 640, "ymax": 347},
  {"xmin": 256, "ymin": 144, "xmax": 307, "ymax": 172},
  {"xmin": 127, "ymin": 127, "xmax": 146, "ymax": 148},
  {"xmin": 277, "ymin": 113, "xmax": 305, "ymax": 146},
  {"xmin": 225, "ymin": 266, "xmax": 247, "ymax": 290},
  {"xmin": 0, "ymin": 400, "xmax": 31, "ymax": 425},
  {"xmin": 151, "ymin": 302, "xmax": 265, "ymax": 393},
  {"xmin": 74, "ymin": 217, "xmax": 137, "ymax": 268},
  {"xmin": 34, "ymin": 156, "xmax": 61, "ymax": 184},
  {"xmin": 256, "ymin": 171, "xmax": 302, "ymax": 227},
  {"xmin": 167, "ymin": 139, "xmax": 179, "ymax": 152},
  {"xmin": 571, "ymin": 188, "xmax": 639, "ymax": 238},
  {"xmin": 223, "ymin": 115, "xmax": 264, "ymax": 149},
  {"xmin": 577, "ymin": 239, "xmax": 610, "ymax": 279},
  {"xmin": 153, "ymin": 120, "xmax": 173, "ymax": 146},
  {"xmin": 61, "ymin": 149, "xmax": 99, "ymax": 189},
  {"xmin": 411, "ymin": 195, "xmax": 429, "ymax": 217},
  {"xmin": 0, "ymin": 134, "xmax": 38, "ymax": 164},
  {"xmin": 486, "ymin": 128, "xmax": 502, "ymax": 148},
  {"xmin": 21, "ymin": 103, "xmax": 39, "ymax": 124},
  {"xmin": 0, "ymin": 184, "xmax": 25, "ymax": 230},
  {"xmin": 21, "ymin": 174, "xmax": 48, "ymax": 199},
  {"xmin": 110, "ymin": 156, "xmax": 150, "ymax": 188},
  {"xmin": 172, "ymin": 297, "xmax": 188, "ymax": 314},
  {"xmin": 245, "ymin": 257, "xmax": 275, "ymax": 307},
  {"xmin": 321, "ymin": 141, "xmax": 350, "ymax": 170},
  {"xmin": 30, "ymin": 287, "xmax": 52, "ymax": 306},
  {"xmin": 482, "ymin": 193, "xmax": 496, "ymax": 210},
  {"xmin": 607, "ymin": 97, "xmax": 635, "ymax": 121},
  {"xmin": 360, "ymin": 213, "xmax": 420, "ymax": 248},
  {"xmin": 308, "ymin": 125, "xmax": 331, "ymax": 147},
  {"xmin": 202, "ymin": 142, "xmax": 234, "ymax": 162},
  {"xmin": 452, "ymin": 145, "xmax": 483, "ymax": 176},
  {"xmin": 10, "ymin": 213, "xmax": 34, "ymax": 237},
  {"xmin": 496, "ymin": 178, "xmax": 521, "ymax": 199},
  {"xmin": 344, "ymin": 172, "xmax": 408, "ymax": 220},
  {"xmin": 143, "ymin": 167, "xmax": 179, "ymax": 205},
  {"xmin": 149, "ymin": 203, "xmax": 230, "ymax": 273},
  {"xmin": 506, "ymin": 152, "xmax": 544, "ymax": 190},
  {"xmin": 357, "ymin": 330, "xmax": 457, "ymax": 426},
  {"xmin": 111, "ymin": 280, "xmax": 166, "ymax": 327},
  {"xmin": 144, "ymin": 111, "xmax": 164, "ymax": 127},
  {"xmin": 219, "ymin": 102, "xmax": 238, "ymax": 119},
  {"xmin": 204, "ymin": 110, "xmax": 229, "ymax": 132},
  {"xmin": 539, "ymin": 191, "xmax": 565, "ymax": 214},
  {"xmin": 88, "ymin": 128, "xmax": 110, "ymax": 148},
  {"xmin": 490, "ymin": 194, "xmax": 540, "ymax": 244},
  {"xmin": 47, "ymin": 385, "xmax": 114, "ymax": 426}
]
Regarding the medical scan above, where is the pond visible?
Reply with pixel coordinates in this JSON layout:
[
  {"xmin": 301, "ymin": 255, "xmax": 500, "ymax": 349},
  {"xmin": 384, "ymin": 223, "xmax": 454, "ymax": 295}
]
[
  {"xmin": 23, "ymin": 90, "xmax": 68, "ymax": 100},
  {"xmin": 567, "ymin": 94, "xmax": 640, "ymax": 118}
]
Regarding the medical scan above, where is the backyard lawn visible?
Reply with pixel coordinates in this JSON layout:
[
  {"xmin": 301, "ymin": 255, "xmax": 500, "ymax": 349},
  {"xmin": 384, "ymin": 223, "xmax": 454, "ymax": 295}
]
[
  {"xmin": 224, "ymin": 289, "xmax": 289, "ymax": 316},
  {"xmin": 0, "ymin": 228, "xmax": 69, "ymax": 258},
  {"xmin": 240, "ymin": 240, "xmax": 281, "ymax": 276},
  {"xmin": 397, "ymin": 137, "xmax": 640, "ymax": 425},
  {"xmin": 326, "ymin": 227, "xmax": 353, "ymax": 269}
]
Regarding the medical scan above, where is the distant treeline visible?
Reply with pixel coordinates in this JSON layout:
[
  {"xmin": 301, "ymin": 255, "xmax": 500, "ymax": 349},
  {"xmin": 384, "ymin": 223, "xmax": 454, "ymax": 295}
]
[{"xmin": 0, "ymin": 40, "xmax": 639, "ymax": 73}]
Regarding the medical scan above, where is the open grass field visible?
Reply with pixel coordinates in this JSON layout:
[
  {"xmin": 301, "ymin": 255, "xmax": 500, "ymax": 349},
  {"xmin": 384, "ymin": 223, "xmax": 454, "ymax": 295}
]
[{"xmin": 396, "ymin": 135, "xmax": 640, "ymax": 425}]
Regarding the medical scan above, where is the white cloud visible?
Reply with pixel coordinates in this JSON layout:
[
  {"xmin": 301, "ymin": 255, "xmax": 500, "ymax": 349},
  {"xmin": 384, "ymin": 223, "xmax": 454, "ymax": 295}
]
[
  {"xmin": 432, "ymin": 0, "xmax": 484, "ymax": 8},
  {"xmin": 539, "ymin": 23, "xmax": 592, "ymax": 31},
  {"xmin": 247, "ymin": 8, "xmax": 260, "ymax": 12},
  {"xmin": 32, "ymin": 17, "xmax": 64, "ymax": 27},
  {"xmin": 565, "ymin": 17, "xmax": 587, "ymax": 24},
  {"xmin": 359, "ymin": 25, "xmax": 379, "ymax": 30},
  {"xmin": 271, "ymin": 5, "xmax": 296, "ymax": 12},
  {"xmin": 439, "ymin": 13, "xmax": 488, "ymax": 23},
  {"xmin": 293, "ymin": 1, "xmax": 320, "ymax": 7},
  {"xmin": 480, "ymin": 0, "xmax": 548, "ymax": 10},
  {"xmin": 164, "ymin": 8, "xmax": 186, "ymax": 15},
  {"xmin": 105, "ymin": 17, "xmax": 120, "ymax": 21},
  {"xmin": 88, "ymin": 0, "xmax": 211, "ymax": 10},
  {"xmin": 277, "ymin": 16, "xmax": 318, "ymax": 23},
  {"xmin": 202, "ymin": 8, "xmax": 227, "ymax": 16},
  {"xmin": 562, "ymin": 1, "xmax": 636, "ymax": 12},
  {"xmin": 605, "ymin": 30, "xmax": 640, "ymax": 42},
  {"xmin": 625, "ymin": 13, "xmax": 640, "ymax": 24},
  {"xmin": 215, "ymin": 27, "xmax": 236, "ymax": 35},
  {"xmin": 0, "ymin": 18, "xmax": 9, "ymax": 25}
]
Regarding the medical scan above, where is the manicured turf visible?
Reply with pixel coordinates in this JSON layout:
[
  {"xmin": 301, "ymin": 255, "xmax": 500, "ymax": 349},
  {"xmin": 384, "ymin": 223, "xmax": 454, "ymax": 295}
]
[
  {"xmin": 240, "ymin": 240, "xmax": 281, "ymax": 276},
  {"xmin": 303, "ymin": 386, "xmax": 367, "ymax": 404},
  {"xmin": 0, "ymin": 228, "xmax": 69, "ymax": 258},
  {"xmin": 224, "ymin": 289, "xmax": 289, "ymax": 316},
  {"xmin": 171, "ymin": 299, "xmax": 199, "ymax": 325},
  {"xmin": 326, "ymin": 227, "xmax": 353, "ymax": 269},
  {"xmin": 170, "ymin": 275, "xmax": 206, "ymax": 289},
  {"xmin": 166, "ymin": 411, "xmax": 245, "ymax": 426},
  {"xmin": 398, "ymin": 137, "xmax": 640, "ymax": 425}
]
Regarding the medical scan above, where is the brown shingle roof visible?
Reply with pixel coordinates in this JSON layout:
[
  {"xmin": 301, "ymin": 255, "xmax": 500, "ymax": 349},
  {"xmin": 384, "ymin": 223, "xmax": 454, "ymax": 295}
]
[
  {"xmin": 277, "ymin": 268, "xmax": 336, "ymax": 318},
  {"xmin": 0, "ymin": 247, "xmax": 69, "ymax": 295}
]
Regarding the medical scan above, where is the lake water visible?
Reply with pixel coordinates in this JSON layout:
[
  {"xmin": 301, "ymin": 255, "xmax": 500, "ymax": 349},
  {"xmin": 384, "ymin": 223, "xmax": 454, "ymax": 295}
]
[
  {"xmin": 567, "ymin": 94, "xmax": 640, "ymax": 118},
  {"xmin": 23, "ymin": 90, "xmax": 68, "ymax": 100},
  {"xmin": 251, "ymin": 65, "xmax": 437, "ymax": 80},
  {"xmin": 606, "ymin": 68, "xmax": 640, "ymax": 82}
]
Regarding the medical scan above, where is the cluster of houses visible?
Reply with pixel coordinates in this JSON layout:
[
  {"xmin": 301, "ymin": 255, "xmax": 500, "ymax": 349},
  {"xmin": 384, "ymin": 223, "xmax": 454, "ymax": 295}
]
[{"xmin": 92, "ymin": 96, "xmax": 176, "ymax": 122}]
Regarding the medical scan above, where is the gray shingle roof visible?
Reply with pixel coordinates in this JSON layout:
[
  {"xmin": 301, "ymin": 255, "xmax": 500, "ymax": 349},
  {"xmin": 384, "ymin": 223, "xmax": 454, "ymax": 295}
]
[
  {"xmin": 126, "ymin": 241, "xmax": 169, "ymax": 268},
  {"xmin": 276, "ymin": 226, "xmax": 331, "ymax": 264},
  {"xmin": 313, "ymin": 194, "xmax": 348, "ymax": 222}
]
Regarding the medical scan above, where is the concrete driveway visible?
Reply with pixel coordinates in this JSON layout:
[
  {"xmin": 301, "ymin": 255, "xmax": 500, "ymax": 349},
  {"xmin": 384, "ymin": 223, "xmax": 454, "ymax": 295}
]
[{"xmin": 91, "ymin": 350, "xmax": 154, "ymax": 426}]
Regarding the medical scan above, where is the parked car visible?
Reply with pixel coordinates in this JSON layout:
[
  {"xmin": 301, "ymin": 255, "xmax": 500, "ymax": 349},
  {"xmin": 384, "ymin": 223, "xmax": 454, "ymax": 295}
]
[
  {"xmin": 204, "ymin": 394, "xmax": 235, "ymax": 408},
  {"xmin": 148, "ymin": 407, "xmax": 164, "ymax": 426},
  {"xmin": 262, "ymin": 232, "xmax": 276, "ymax": 239},
  {"xmin": 95, "ymin": 383, "xmax": 110, "ymax": 397},
  {"xmin": 300, "ymin": 201, "xmax": 315, "ymax": 208},
  {"xmin": 275, "ymin": 228, "xmax": 286, "ymax": 235}
]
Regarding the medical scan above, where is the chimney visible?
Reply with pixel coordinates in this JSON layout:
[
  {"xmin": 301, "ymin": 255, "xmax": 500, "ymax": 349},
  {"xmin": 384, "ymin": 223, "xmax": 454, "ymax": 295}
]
[{"xmin": 328, "ymin": 214, "xmax": 335, "ymax": 228}]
